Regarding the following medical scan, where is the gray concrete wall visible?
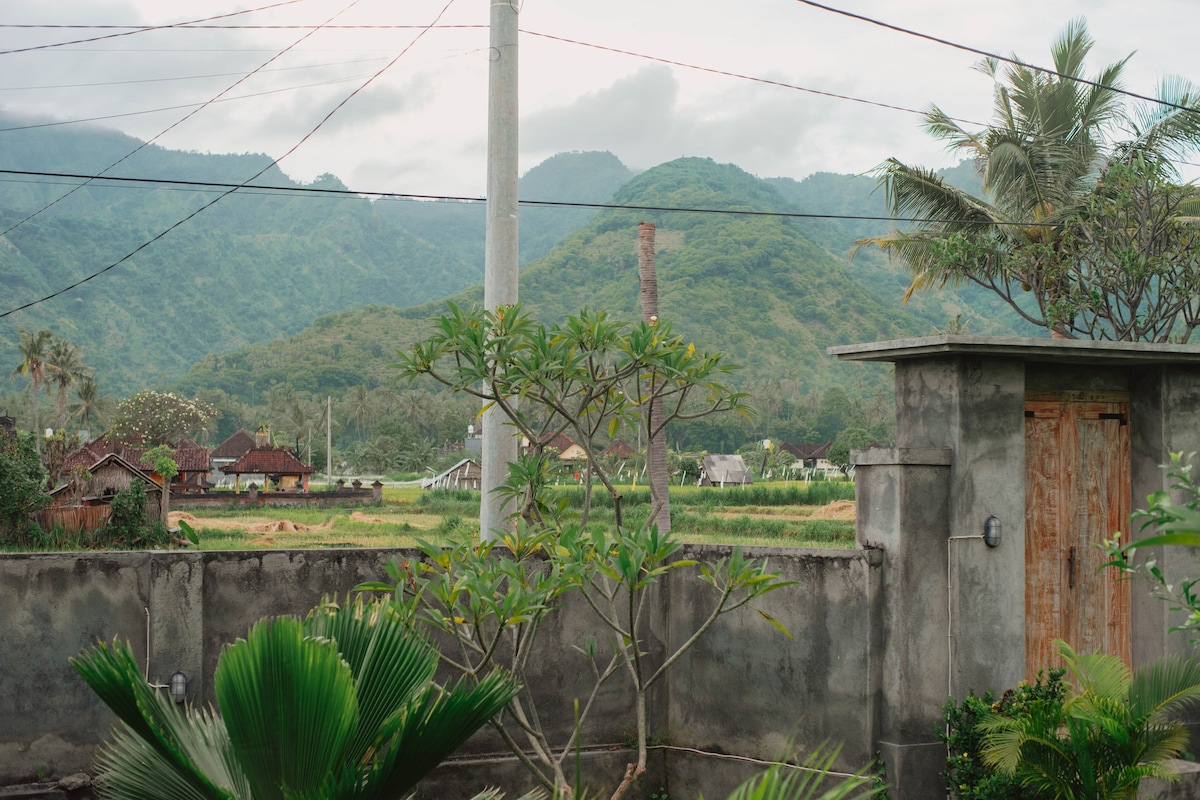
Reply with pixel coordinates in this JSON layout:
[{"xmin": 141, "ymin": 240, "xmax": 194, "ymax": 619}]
[{"xmin": 0, "ymin": 546, "xmax": 881, "ymax": 799}]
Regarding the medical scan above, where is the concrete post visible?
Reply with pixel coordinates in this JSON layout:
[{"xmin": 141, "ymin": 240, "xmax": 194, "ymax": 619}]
[
  {"xmin": 481, "ymin": 0, "xmax": 519, "ymax": 540},
  {"xmin": 854, "ymin": 447, "xmax": 952, "ymax": 800}
]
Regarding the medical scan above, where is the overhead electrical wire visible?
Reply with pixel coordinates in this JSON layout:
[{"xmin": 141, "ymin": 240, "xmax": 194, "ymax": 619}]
[
  {"xmin": 792, "ymin": 0, "xmax": 1200, "ymax": 119},
  {"xmin": 0, "ymin": 0, "xmax": 375, "ymax": 243},
  {"xmin": 2, "ymin": 5, "xmax": 1196, "ymax": 319},
  {"xmin": 0, "ymin": 0, "xmax": 308, "ymax": 56},
  {"xmin": 0, "ymin": 166, "xmax": 1061, "ymax": 227},
  {"xmin": 0, "ymin": 56, "xmax": 392, "ymax": 92},
  {"xmin": 0, "ymin": 0, "xmax": 460, "ymax": 320}
]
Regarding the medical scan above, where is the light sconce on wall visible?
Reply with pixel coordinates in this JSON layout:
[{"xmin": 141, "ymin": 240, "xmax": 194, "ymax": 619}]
[
  {"xmin": 983, "ymin": 515, "xmax": 1002, "ymax": 548},
  {"xmin": 169, "ymin": 671, "xmax": 188, "ymax": 704}
]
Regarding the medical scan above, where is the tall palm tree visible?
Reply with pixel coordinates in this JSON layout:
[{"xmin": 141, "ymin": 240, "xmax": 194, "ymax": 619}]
[
  {"xmin": 11, "ymin": 328, "xmax": 54, "ymax": 453},
  {"xmin": 70, "ymin": 375, "xmax": 109, "ymax": 436},
  {"xmin": 72, "ymin": 597, "xmax": 518, "ymax": 800},
  {"xmin": 982, "ymin": 641, "xmax": 1200, "ymax": 800},
  {"xmin": 46, "ymin": 336, "xmax": 89, "ymax": 431},
  {"xmin": 859, "ymin": 19, "xmax": 1200, "ymax": 338}
]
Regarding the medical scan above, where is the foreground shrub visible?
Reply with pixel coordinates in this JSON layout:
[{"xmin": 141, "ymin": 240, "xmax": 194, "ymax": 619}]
[
  {"xmin": 73, "ymin": 597, "xmax": 517, "ymax": 800},
  {"xmin": 942, "ymin": 668, "xmax": 1066, "ymax": 800}
]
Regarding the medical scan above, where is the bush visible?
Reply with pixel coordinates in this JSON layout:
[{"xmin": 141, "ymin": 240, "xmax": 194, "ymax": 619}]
[
  {"xmin": 97, "ymin": 481, "xmax": 175, "ymax": 549},
  {"xmin": 942, "ymin": 669, "xmax": 1066, "ymax": 800}
]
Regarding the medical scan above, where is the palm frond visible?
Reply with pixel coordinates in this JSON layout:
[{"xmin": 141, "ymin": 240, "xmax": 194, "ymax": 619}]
[
  {"xmin": 365, "ymin": 670, "xmax": 519, "ymax": 800},
  {"xmin": 71, "ymin": 640, "xmax": 234, "ymax": 800},
  {"xmin": 215, "ymin": 617, "xmax": 359, "ymax": 800},
  {"xmin": 303, "ymin": 597, "xmax": 439, "ymax": 764}
]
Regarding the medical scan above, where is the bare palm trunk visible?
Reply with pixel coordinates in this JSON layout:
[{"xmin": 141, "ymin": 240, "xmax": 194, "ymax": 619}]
[{"xmin": 638, "ymin": 223, "xmax": 670, "ymax": 533}]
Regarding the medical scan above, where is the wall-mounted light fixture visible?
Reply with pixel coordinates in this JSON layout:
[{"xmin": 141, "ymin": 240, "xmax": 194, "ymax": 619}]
[
  {"xmin": 983, "ymin": 515, "xmax": 1002, "ymax": 548},
  {"xmin": 169, "ymin": 671, "xmax": 188, "ymax": 704}
]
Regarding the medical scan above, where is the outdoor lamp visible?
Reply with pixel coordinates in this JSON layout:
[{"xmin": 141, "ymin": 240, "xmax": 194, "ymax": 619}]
[
  {"xmin": 169, "ymin": 671, "xmax": 188, "ymax": 704},
  {"xmin": 983, "ymin": 515, "xmax": 1002, "ymax": 548}
]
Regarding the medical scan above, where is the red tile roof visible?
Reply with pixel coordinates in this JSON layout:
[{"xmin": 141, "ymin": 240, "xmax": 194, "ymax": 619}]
[
  {"xmin": 601, "ymin": 439, "xmax": 636, "ymax": 458},
  {"xmin": 62, "ymin": 436, "xmax": 211, "ymax": 474},
  {"xmin": 211, "ymin": 429, "xmax": 256, "ymax": 460},
  {"xmin": 223, "ymin": 446, "xmax": 315, "ymax": 475}
]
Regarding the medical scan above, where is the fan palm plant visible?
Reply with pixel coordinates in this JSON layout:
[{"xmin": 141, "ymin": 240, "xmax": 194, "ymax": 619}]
[
  {"xmin": 981, "ymin": 640, "xmax": 1200, "ymax": 800},
  {"xmin": 72, "ymin": 597, "xmax": 518, "ymax": 800}
]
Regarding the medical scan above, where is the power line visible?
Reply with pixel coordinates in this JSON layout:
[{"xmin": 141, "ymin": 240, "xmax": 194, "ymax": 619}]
[
  {"xmin": 0, "ymin": 0, "xmax": 459, "ymax": 320},
  {"xmin": 792, "ymin": 0, "xmax": 1200, "ymax": 118},
  {"xmin": 0, "ymin": 0, "xmax": 308, "ymax": 56},
  {"xmin": 0, "ymin": 56, "xmax": 391, "ymax": 91},
  {"xmin": 522, "ymin": 29, "xmax": 953, "ymax": 125},
  {"xmin": 0, "ymin": 73, "xmax": 377, "ymax": 133},
  {"xmin": 0, "ymin": 0, "xmax": 374, "ymax": 244},
  {"xmin": 0, "ymin": 23, "xmax": 487, "ymax": 31},
  {"xmin": 0, "ymin": 166, "xmax": 1057, "ymax": 227}
]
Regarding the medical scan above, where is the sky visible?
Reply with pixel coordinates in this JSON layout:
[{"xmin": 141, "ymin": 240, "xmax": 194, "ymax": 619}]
[{"xmin": 1, "ymin": 0, "xmax": 1198, "ymax": 199}]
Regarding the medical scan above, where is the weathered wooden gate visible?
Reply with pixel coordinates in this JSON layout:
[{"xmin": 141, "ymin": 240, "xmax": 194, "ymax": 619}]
[{"xmin": 1024, "ymin": 392, "xmax": 1131, "ymax": 675}]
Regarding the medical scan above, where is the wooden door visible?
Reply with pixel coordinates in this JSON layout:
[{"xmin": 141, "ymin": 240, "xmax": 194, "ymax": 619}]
[{"xmin": 1025, "ymin": 393, "xmax": 1131, "ymax": 676}]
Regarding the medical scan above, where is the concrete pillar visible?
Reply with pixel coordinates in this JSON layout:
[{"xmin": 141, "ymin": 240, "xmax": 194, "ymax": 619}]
[{"xmin": 853, "ymin": 447, "xmax": 951, "ymax": 800}]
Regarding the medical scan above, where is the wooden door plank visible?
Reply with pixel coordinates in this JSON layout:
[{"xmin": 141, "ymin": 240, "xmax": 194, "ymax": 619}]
[{"xmin": 1026, "ymin": 404, "xmax": 1067, "ymax": 675}]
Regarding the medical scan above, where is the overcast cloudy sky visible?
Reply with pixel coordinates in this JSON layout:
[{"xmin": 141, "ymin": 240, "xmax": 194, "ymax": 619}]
[{"xmin": 2, "ymin": 0, "xmax": 1197, "ymax": 199}]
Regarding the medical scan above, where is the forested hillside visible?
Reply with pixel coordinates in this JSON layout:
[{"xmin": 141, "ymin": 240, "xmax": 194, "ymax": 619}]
[
  {"xmin": 172, "ymin": 156, "xmax": 1030, "ymax": 450},
  {"xmin": 2, "ymin": 120, "xmax": 1039, "ymax": 453},
  {"xmin": 0, "ymin": 118, "xmax": 627, "ymax": 392}
]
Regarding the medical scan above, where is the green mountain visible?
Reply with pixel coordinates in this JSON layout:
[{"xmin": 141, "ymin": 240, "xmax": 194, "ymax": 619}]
[
  {"xmin": 0, "ymin": 118, "xmax": 628, "ymax": 393},
  {"xmin": 175, "ymin": 156, "xmax": 1023, "ymax": 412}
]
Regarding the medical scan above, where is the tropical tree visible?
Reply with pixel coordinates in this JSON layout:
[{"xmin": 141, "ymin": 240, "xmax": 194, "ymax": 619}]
[
  {"xmin": 107, "ymin": 391, "xmax": 216, "ymax": 445},
  {"xmin": 0, "ymin": 431, "xmax": 49, "ymax": 539},
  {"xmin": 145, "ymin": 444, "xmax": 178, "ymax": 528},
  {"xmin": 859, "ymin": 19, "xmax": 1200, "ymax": 341},
  {"xmin": 72, "ymin": 596, "xmax": 519, "ymax": 800},
  {"xmin": 70, "ymin": 375, "xmax": 109, "ymax": 434},
  {"xmin": 11, "ymin": 327, "xmax": 54, "ymax": 452},
  {"xmin": 982, "ymin": 640, "xmax": 1200, "ymax": 800},
  {"xmin": 45, "ymin": 336, "xmax": 89, "ymax": 430}
]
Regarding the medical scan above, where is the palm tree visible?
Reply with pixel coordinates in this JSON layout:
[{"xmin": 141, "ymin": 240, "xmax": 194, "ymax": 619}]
[
  {"xmin": 859, "ymin": 19, "xmax": 1200, "ymax": 339},
  {"xmin": 70, "ymin": 375, "xmax": 109, "ymax": 435},
  {"xmin": 72, "ymin": 596, "xmax": 518, "ymax": 800},
  {"xmin": 982, "ymin": 640, "xmax": 1200, "ymax": 800},
  {"xmin": 11, "ymin": 328, "xmax": 54, "ymax": 453},
  {"xmin": 46, "ymin": 336, "xmax": 89, "ymax": 430}
]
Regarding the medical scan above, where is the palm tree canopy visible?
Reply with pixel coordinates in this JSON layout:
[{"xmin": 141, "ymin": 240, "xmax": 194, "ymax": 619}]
[{"xmin": 857, "ymin": 19, "xmax": 1200, "ymax": 342}]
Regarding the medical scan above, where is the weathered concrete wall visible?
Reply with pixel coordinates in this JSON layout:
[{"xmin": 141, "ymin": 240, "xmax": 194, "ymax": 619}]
[{"xmin": 0, "ymin": 546, "xmax": 880, "ymax": 798}]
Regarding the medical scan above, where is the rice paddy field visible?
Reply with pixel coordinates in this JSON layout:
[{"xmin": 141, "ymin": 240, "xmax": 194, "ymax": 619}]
[{"xmin": 171, "ymin": 480, "xmax": 857, "ymax": 550}]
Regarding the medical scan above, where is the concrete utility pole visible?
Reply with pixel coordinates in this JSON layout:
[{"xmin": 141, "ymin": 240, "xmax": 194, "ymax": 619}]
[{"xmin": 480, "ymin": 0, "xmax": 519, "ymax": 540}]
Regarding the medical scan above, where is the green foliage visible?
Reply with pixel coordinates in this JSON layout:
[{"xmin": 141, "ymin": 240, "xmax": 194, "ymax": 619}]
[
  {"xmin": 96, "ymin": 480, "xmax": 172, "ymax": 549},
  {"xmin": 0, "ymin": 430, "xmax": 50, "ymax": 541},
  {"xmin": 367, "ymin": 305, "xmax": 798, "ymax": 799},
  {"xmin": 941, "ymin": 669, "xmax": 1066, "ymax": 800},
  {"xmin": 861, "ymin": 21, "xmax": 1200, "ymax": 342},
  {"xmin": 1104, "ymin": 452, "xmax": 1200, "ymax": 640},
  {"xmin": 71, "ymin": 595, "xmax": 518, "ymax": 800},
  {"xmin": 828, "ymin": 428, "xmax": 873, "ymax": 469},
  {"xmin": 709, "ymin": 745, "xmax": 882, "ymax": 800},
  {"xmin": 399, "ymin": 303, "xmax": 749, "ymax": 530},
  {"xmin": 980, "ymin": 641, "xmax": 1200, "ymax": 800}
]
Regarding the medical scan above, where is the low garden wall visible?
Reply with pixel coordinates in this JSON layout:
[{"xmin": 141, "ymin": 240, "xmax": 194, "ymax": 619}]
[
  {"xmin": 171, "ymin": 486, "xmax": 378, "ymax": 510},
  {"xmin": 0, "ymin": 545, "xmax": 879, "ymax": 798}
]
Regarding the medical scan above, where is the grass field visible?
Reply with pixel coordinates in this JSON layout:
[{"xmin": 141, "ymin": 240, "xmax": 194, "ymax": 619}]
[{"xmin": 172, "ymin": 481, "xmax": 857, "ymax": 550}]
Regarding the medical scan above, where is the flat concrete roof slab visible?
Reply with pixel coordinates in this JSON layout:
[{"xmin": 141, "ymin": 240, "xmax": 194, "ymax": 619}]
[{"xmin": 828, "ymin": 335, "xmax": 1200, "ymax": 366}]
